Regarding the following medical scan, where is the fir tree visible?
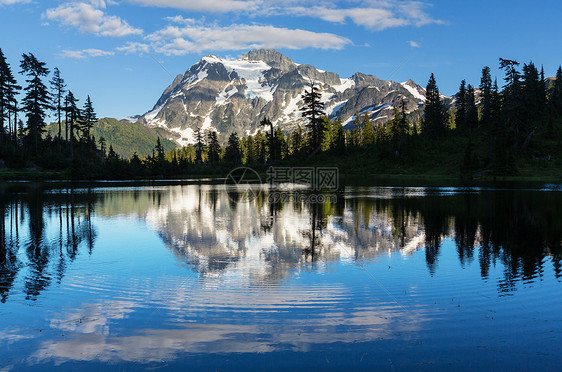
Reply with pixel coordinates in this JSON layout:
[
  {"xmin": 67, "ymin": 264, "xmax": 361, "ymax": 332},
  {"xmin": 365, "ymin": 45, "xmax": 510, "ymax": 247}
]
[
  {"xmin": 522, "ymin": 61, "xmax": 541, "ymax": 125},
  {"xmin": 351, "ymin": 112, "xmax": 362, "ymax": 147},
  {"xmin": 334, "ymin": 122, "xmax": 346, "ymax": 152},
  {"xmin": 290, "ymin": 125, "xmax": 305, "ymax": 158},
  {"xmin": 260, "ymin": 117, "xmax": 277, "ymax": 161},
  {"xmin": 19, "ymin": 53, "xmax": 51, "ymax": 151},
  {"xmin": 98, "ymin": 137, "xmax": 106, "ymax": 157},
  {"xmin": 466, "ymin": 84, "xmax": 478, "ymax": 129},
  {"xmin": 479, "ymin": 67, "xmax": 492, "ymax": 125},
  {"xmin": 64, "ymin": 91, "xmax": 80, "ymax": 159},
  {"xmin": 0, "ymin": 49, "xmax": 20, "ymax": 143},
  {"xmin": 244, "ymin": 135, "xmax": 256, "ymax": 164},
  {"xmin": 194, "ymin": 127, "xmax": 205, "ymax": 163},
  {"xmin": 274, "ymin": 128, "xmax": 287, "ymax": 160},
  {"xmin": 455, "ymin": 80, "xmax": 467, "ymax": 129},
  {"xmin": 50, "ymin": 67, "xmax": 66, "ymax": 141},
  {"xmin": 300, "ymin": 80, "xmax": 325, "ymax": 152},
  {"xmin": 207, "ymin": 130, "xmax": 220, "ymax": 163},
  {"xmin": 423, "ymin": 73, "xmax": 447, "ymax": 136},
  {"xmin": 362, "ymin": 114, "xmax": 375, "ymax": 146},
  {"xmin": 81, "ymin": 95, "xmax": 97, "ymax": 141},
  {"xmin": 550, "ymin": 66, "xmax": 562, "ymax": 114},
  {"xmin": 225, "ymin": 132, "xmax": 242, "ymax": 163},
  {"xmin": 154, "ymin": 137, "xmax": 165, "ymax": 161},
  {"xmin": 539, "ymin": 66, "xmax": 547, "ymax": 112},
  {"xmin": 499, "ymin": 58, "xmax": 522, "ymax": 136}
]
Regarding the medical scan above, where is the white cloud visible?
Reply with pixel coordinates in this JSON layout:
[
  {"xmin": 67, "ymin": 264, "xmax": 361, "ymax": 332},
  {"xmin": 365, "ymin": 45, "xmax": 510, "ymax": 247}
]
[
  {"xmin": 117, "ymin": 42, "xmax": 150, "ymax": 54},
  {"xmin": 142, "ymin": 22, "xmax": 351, "ymax": 55},
  {"xmin": 126, "ymin": 0, "xmax": 259, "ymax": 13},
  {"xmin": 278, "ymin": 1, "xmax": 442, "ymax": 31},
  {"xmin": 60, "ymin": 48, "xmax": 115, "ymax": 59},
  {"xmin": 0, "ymin": 0, "xmax": 31, "ymax": 4},
  {"xmin": 408, "ymin": 40, "xmax": 421, "ymax": 48},
  {"xmin": 124, "ymin": 0, "xmax": 442, "ymax": 31},
  {"xmin": 44, "ymin": 2, "xmax": 143, "ymax": 37}
]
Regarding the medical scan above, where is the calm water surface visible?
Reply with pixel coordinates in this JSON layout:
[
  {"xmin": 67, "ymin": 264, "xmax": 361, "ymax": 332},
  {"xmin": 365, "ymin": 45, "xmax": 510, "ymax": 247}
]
[{"xmin": 1, "ymin": 182, "xmax": 561, "ymax": 371}]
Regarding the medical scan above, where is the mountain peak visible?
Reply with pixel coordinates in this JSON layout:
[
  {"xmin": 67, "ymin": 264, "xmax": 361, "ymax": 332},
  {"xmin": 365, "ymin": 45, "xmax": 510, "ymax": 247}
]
[{"xmin": 240, "ymin": 49, "xmax": 296, "ymax": 72}]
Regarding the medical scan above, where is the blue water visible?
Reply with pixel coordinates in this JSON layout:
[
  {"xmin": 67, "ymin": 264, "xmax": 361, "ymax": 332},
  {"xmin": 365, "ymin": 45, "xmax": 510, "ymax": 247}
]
[{"xmin": 1, "ymin": 183, "xmax": 561, "ymax": 371}]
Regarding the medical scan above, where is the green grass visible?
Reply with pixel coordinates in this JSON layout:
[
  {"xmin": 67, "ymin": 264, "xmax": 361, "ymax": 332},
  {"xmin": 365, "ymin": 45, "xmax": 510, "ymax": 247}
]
[{"xmin": 45, "ymin": 118, "xmax": 177, "ymax": 159}]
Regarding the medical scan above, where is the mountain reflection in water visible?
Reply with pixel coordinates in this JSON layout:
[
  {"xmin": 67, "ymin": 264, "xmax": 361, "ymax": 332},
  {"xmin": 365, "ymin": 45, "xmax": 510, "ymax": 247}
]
[{"xmin": 0, "ymin": 183, "xmax": 561, "ymax": 370}]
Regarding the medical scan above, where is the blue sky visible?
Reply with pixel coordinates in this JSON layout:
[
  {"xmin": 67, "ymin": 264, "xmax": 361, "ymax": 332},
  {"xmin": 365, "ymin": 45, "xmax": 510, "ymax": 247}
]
[{"xmin": 1, "ymin": 0, "xmax": 561, "ymax": 119}]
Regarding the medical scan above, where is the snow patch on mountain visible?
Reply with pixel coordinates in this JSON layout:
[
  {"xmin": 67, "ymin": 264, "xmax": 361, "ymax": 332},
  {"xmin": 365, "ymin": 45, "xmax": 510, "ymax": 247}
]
[
  {"xmin": 216, "ymin": 86, "xmax": 238, "ymax": 105},
  {"xmin": 333, "ymin": 78, "xmax": 355, "ymax": 93},
  {"xmin": 401, "ymin": 81, "xmax": 426, "ymax": 102},
  {"xmin": 326, "ymin": 101, "xmax": 346, "ymax": 116},
  {"xmin": 220, "ymin": 57, "xmax": 276, "ymax": 101}
]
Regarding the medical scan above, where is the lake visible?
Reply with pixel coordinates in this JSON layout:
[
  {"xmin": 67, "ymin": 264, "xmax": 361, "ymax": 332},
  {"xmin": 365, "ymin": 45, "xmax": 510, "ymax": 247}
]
[{"xmin": 1, "ymin": 181, "xmax": 561, "ymax": 371}]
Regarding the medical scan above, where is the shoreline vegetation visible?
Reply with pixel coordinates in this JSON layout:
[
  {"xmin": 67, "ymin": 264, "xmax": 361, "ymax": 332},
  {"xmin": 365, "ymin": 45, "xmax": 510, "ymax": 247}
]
[{"xmin": 1, "ymin": 49, "xmax": 561, "ymax": 183}]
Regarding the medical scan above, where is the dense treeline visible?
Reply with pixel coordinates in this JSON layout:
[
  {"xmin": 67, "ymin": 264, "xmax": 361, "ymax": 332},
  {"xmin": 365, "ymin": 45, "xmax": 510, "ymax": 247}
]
[
  {"xmin": 2, "ymin": 47, "xmax": 561, "ymax": 179},
  {"xmin": 0, "ymin": 49, "xmax": 109, "ymax": 175}
]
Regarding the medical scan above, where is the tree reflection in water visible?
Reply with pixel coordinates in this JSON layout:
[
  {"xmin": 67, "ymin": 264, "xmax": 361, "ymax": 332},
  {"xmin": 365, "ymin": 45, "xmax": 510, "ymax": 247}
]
[
  {"xmin": 0, "ymin": 183, "xmax": 561, "ymax": 303},
  {"xmin": 0, "ymin": 184, "xmax": 97, "ymax": 302}
]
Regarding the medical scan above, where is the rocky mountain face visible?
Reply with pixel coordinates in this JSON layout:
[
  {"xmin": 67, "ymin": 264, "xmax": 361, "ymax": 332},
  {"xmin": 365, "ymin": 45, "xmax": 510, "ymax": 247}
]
[{"xmin": 140, "ymin": 49, "xmax": 430, "ymax": 146}]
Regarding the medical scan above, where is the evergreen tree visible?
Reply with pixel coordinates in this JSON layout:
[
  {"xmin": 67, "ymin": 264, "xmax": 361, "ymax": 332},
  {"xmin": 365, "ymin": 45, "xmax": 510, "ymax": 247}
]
[
  {"xmin": 394, "ymin": 100, "xmax": 409, "ymax": 152},
  {"xmin": 64, "ymin": 91, "xmax": 80, "ymax": 158},
  {"xmin": 207, "ymin": 130, "xmax": 220, "ymax": 163},
  {"xmin": 362, "ymin": 114, "xmax": 375, "ymax": 146},
  {"xmin": 19, "ymin": 53, "xmax": 51, "ymax": 151},
  {"xmin": 466, "ymin": 84, "xmax": 478, "ymax": 129},
  {"xmin": 351, "ymin": 112, "xmax": 362, "ymax": 147},
  {"xmin": 244, "ymin": 135, "xmax": 256, "ymax": 164},
  {"xmin": 0, "ymin": 49, "xmax": 20, "ymax": 143},
  {"xmin": 81, "ymin": 95, "xmax": 97, "ymax": 141},
  {"xmin": 194, "ymin": 127, "xmax": 205, "ymax": 163},
  {"xmin": 334, "ymin": 121, "xmax": 346, "ymax": 152},
  {"xmin": 290, "ymin": 125, "xmax": 305, "ymax": 158},
  {"xmin": 274, "ymin": 128, "xmax": 287, "ymax": 160},
  {"xmin": 300, "ymin": 80, "xmax": 325, "ymax": 152},
  {"xmin": 107, "ymin": 145, "xmax": 119, "ymax": 161},
  {"xmin": 552, "ymin": 66, "xmax": 562, "ymax": 114},
  {"xmin": 490, "ymin": 79, "xmax": 502, "ymax": 126},
  {"xmin": 260, "ymin": 117, "xmax": 277, "ymax": 161},
  {"xmin": 499, "ymin": 58, "xmax": 521, "ymax": 128},
  {"xmin": 455, "ymin": 80, "xmax": 467, "ymax": 129},
  {"xmin": 225, "ymin": 132, "xmax": 242, "ymax": 163},
  {"xmin": 98, "ymin": 137, "xmax": 106, "ymax": 157},
  {"xmin": 423, "ymin": 73, "xmax": 447, "ymax": 136},
  {"xmin": 539, "ymin": 66, "xmax": 547, "ymax": 112},
  {"xmin": 479, "ymin": 67, "xmax": 492, "ymax": 125},
  {"xmin": 522, "ymin": 61, "xmax": 542, "ymax": 126},
  {"xmin": 154, "ymin": 137, "xmax": 165, "ymax": 161},
  {"xmin": 50, "ymin": 67, "xmax": 66, "ymax": 141}
]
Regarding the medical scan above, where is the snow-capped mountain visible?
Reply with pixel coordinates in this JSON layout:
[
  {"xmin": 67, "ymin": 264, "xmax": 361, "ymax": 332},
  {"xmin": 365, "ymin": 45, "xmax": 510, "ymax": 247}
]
[{"xmin": 140, "ymin": 49, "xmax": 430, "ymax": 146}]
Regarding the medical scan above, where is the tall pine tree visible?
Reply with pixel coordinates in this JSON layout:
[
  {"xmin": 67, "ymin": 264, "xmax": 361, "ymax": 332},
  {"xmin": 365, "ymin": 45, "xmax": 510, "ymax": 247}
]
[
  {"xmin": 194, "ymin": 127, "xmax": 205, "ymax": 163},
  {"xmin": 455, "ymin": 80, "xmax": 467, "ymax": 129},
  {"xmin": 225, "ymin": 132, "xmax": 242, "ymax": 163},
  {"xmin": 50, "ymin": 67, "xmax": 66, "ymax": 142},
  {"xmin": 0, "ymin": 49, "xmax": 20, "ymax": 143},
  {"xmin": 550, "ymin": 66, "xmax": 562, "ymax": 114},
  {"xmin": 82, "ymin": 95, "xmax": 97, "ymax": 141},
  {"xmin": 466, "ymin": 84, "xmax": 478, "ymax": 129},
  {"xmin": 19, "ymin": 53, "xmax": 50, "ymax": 151},
  {"xmin": 479, "ymin": 66, "xmax": 492, "ymax": 125},
  {"xmin": 423, "ymin": 73, "xmax": 447, "ymax": 136},
  {"xmin": 207, "ymin": 130, "xmax": 220, "ymax": 163},
  {"xmin": 64, "ymin": 91, "xmax": 80, "ymax": 159},
  {"xmin": 300, "ymin": 80, "xmax": 325, "ymax": 152}
]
